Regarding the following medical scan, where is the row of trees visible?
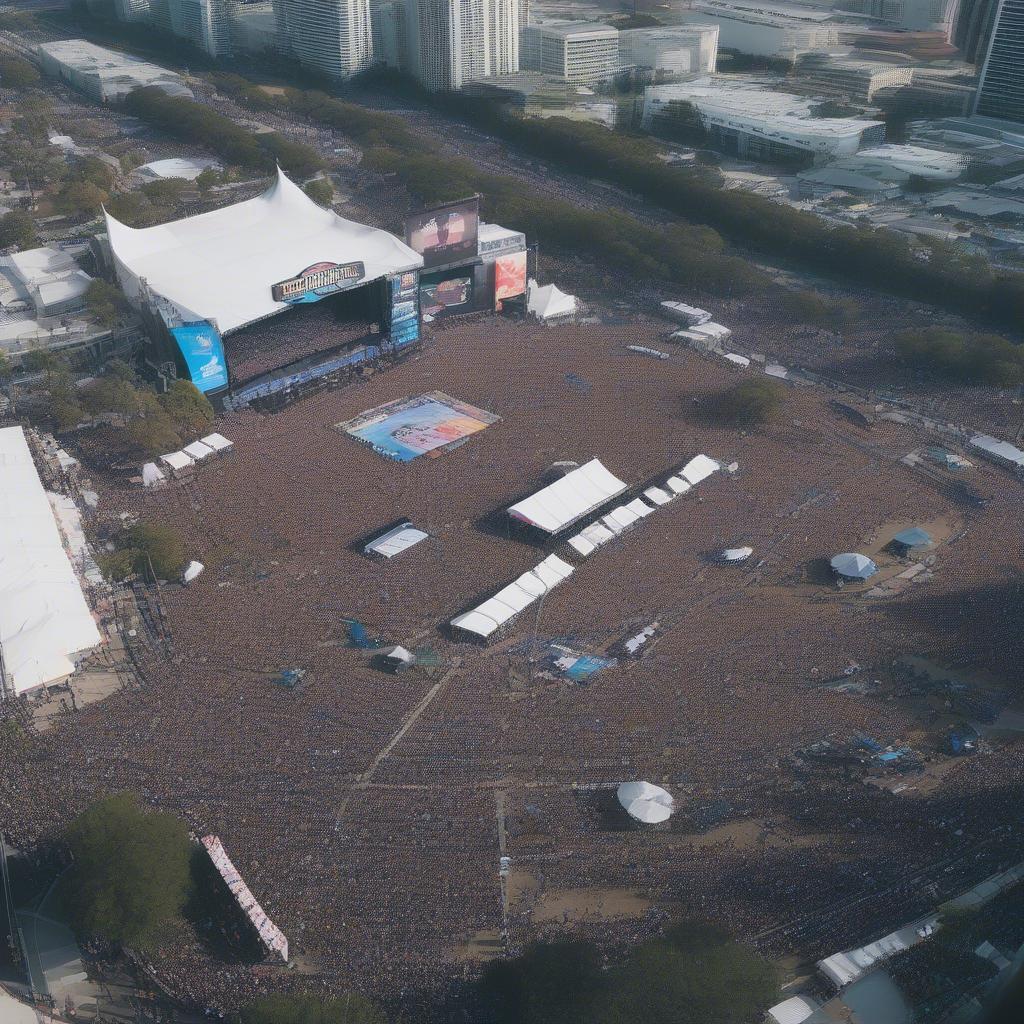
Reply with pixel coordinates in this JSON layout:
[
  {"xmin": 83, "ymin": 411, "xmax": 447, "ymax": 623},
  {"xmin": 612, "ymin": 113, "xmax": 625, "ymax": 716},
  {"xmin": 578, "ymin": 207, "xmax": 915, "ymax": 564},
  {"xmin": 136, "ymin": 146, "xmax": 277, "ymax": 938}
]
[{"xmin": 893, "ymin": 327, "xmax": 1024, "ymax": 385}]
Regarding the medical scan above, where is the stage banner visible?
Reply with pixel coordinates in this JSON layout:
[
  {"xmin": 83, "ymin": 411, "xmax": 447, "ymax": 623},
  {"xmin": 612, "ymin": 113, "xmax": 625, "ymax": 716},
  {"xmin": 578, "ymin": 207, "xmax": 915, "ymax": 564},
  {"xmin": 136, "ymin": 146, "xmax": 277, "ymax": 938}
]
[
  {"xmin": 171, "ymin": 322, "xmax": 229, "ymax": 394},
  {"xmin": 389, "ymin": 271, "xmax": 420, "ymax": 348},
  {"xmin": 494, "ymin": 251, "xmax": 528, "ymax": 301},
  {"xmin": 271, "ymin": 260, "xmax": 366, "ymax": 305},
  {"xmin": 405, "ymin": 197, "xmax": 480, "ymax": 270}
]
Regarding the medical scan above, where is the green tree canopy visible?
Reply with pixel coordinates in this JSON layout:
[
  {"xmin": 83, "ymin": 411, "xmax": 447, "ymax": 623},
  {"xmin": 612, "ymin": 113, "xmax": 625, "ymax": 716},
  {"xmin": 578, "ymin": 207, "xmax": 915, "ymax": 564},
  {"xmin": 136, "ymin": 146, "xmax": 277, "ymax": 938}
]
[
  {"xmin": 480, "ymin": 940, "xmax": 606, "ymax": 1024},
  {"xmin": 240, "ymin": 994, "xmax": 388, "ymax": 1024},
  {"xmin": 0, "ymin": 209, "xmax": 38, "ymax": 249},
  {"xmin": 66, "ymin": 793, "xmax": 191, "ymax": 947},
  {"xmin": 304, "ymin": 176, "xmax": 334, "ymax": 208},
  {"xmin": 594, "ymin": 923, "xmax": 777, "ymax": 1024},
  {"xmin": 85, "ymin": 279, "xmax": 129, "ymax": 327},
  {"xmin": 127, "ymin": 521, "xmax": 188, "ymax": 580},
  {"xmin": 0, "ymin": 53, "xmax": 41, "ymax": 88},
  {"xmin": 160, "ymin": 379, "xmax": 214, "ymax": 435},
  {"xmin": 893, "ymin": 327, "xmax": 1024, "ymax": 385},
  {"xmin": 710, "ymin": 377, "xmax": 785, "ymax": 426}
]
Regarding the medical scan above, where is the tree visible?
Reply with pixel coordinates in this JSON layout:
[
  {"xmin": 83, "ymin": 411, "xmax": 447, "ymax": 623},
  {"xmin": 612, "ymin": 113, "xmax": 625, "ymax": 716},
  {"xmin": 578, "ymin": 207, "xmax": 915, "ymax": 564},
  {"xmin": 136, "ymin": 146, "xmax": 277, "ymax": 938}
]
[
  {"xmin": 893, "ymin": 327, "xmax": 1024, "ymax": 385},
  {"xmin": 594, "ymin": 923, "xmax": 777, "ymax": 1024},
  {"xmin": 0, "ymin": 350, "xmax": 9, "ymax": 379},
  {"xmin": 0, "ymin": 209, "xmax": 37, "ymax": 249},
  {"xmin": 160, "ymin": 379, "xmax": 214, "ymax": 435},
  {"xmin": 57, "ymin": 179, "xmax": 109, "ymax": 218},
  {"xmin": 240, "ymin": 994, "xmax": 389, "ymax": 1024},
  {"xmin": 65, "ymin": 794, "xmax": 191, "ymax": 947},
  {"xmin": 480, "ymin": 940, "xmax": 606, "ymax": 1024},
  {"xmin": 127, "ymin": 521, "xmax": 188, "ymax": 580},
  {"xmin": 710, "ymin": 378, "xmax": 785, "ymax": 426},
  {"xmin": 0, "ymin": 54, "xmax": 41, "ymax": 88},
  {"xmin": 195, "ymin": 167, "xmax": 220, "ymax": 192},
  {"xmin": 304, "ymin": 176, "xmax": 334, "ymax": 207},
  {"xmin": 85, "ymin": 279, "xmax": 128, "ymax": 328}
]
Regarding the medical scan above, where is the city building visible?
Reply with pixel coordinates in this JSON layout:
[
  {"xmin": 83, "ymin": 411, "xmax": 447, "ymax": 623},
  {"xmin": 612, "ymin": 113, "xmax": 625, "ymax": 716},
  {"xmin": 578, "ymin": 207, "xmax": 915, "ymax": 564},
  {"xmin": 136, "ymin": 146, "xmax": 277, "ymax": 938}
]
[
  {"xmin": 520, "ymin": 22, "xmax": 619, "ymax": 84},
  {"xmin": 617, "ymin": 25, "xmax": 719, "ymax": 78},
  {"xmin": 404, "ymin": 0, "xmax": 519, "ymax": 91},
  {"xmin": 845, "ymin": 0, "xmax": 961, "ymax": 35},
  {"xmin": 793, "ymin": 52, "xmax": 913, "ymax": 102},
  {"xmin": 642, "ymin": 78, "xmax": 885, "ymax": 162},
  {"xmin": 681, "ymin": 1, "xmax": 843, "ymax": 60},
  {"xmin": 974, "ymin": 0, "xmax": 1024, "ymax": 124},
  {"xmin": 229, "ymin": 0, "xmax": 278, "ymax": 53},
  {"xmin": 954, "ymin": 0, "xmax": 999, "ymax": 62},
  {"xmin": 36, "ymin": 39, "xmax": 194, "ymax": 103},
  {"xmin": 464, "ymin": 70, "xmax": 618, "ymax": 123},
  {"xmin": 113, "ymin": 0, "xmax": 153, "ymax": 20},
  {"xmin": 275, "ymin": 0, "xmax": 374, "ymax": 80},
  {"xmin": 0, "ymin": 247, "xmax": 92, "ymax": 320},
  {"xmin": 167, "ymin": 0, "xmax": 234, "ymax": 58},
  {"xmin": 872, "ymin": 64, "xmax": 978, "ymax": 119}
]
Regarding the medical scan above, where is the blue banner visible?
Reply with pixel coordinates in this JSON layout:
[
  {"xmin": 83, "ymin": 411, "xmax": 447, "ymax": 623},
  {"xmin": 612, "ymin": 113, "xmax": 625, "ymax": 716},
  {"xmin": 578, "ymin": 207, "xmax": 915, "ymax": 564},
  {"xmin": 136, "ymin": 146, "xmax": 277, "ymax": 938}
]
[
  {"xmin": 389, "ymin": 272, "xmax": 420, "ymax": 349},
  {"xmin": 172, "ymin": 323, "xmax": 229, "ymax": 394}
]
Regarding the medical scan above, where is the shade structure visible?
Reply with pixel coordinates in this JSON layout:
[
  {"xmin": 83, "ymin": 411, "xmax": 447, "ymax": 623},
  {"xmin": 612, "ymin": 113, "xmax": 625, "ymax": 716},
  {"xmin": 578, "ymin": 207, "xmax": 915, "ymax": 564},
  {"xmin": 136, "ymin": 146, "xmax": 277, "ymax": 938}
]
[
  {"xmin": 364, "ymin": 522, "xmax": 429, "ymax": 559},
  {"xmin": 183, "ymin": 560, "xmax": 205, "ymax": 584},
  {"xmin": 527, "ymin": 278, "xmax": 578, "ymax": 320},
  {"xmin": 106, "ymin": 167, "xmax": 422, "ymax": 335},
  {"xmin": 0, "ymin": 427, "xmax": 102, "ymax": 696},
  {"xmin": 200, "ymin": 432, "xmax": 234, "ymax": 453},
  {"xmin": 721, "ymin": 546, "xmax": 753, "ymax": 562},
  {"xmin": 508, "ymin": 458, "xmax": 628, "ymax": 535},
  {"xmin": 892, "ymin": 527, "xmax": 932, "ymax": 549},
  {"xmin": 617, "ymin": 781, "xmax": 674, "ymax": 824},
  {"xmin": 161, "ymin": 450, "xmax": 194, "ymax": 472},
  {"xmin": 830, "ymin": 552, "xmax": 878, "ymax": 579},
  {"xmin": 183, "ymin": 440, "xmax": 215, "ymax": 461},
  {"xmin": 141, "ymin": 462, "xmax": 165, "ymax": 487},
  {"xmin": 681, "ymin": 454, "xmax": 720, "ymax": 486}
]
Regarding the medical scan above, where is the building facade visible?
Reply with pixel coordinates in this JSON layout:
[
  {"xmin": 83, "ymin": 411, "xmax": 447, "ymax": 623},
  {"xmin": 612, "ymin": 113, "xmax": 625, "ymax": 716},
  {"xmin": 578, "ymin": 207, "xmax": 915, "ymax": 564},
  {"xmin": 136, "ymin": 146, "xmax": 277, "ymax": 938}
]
[
  {"xmin": 975, "ymin": 0, "xmax": 1024, "ymax": 123},
  {"xmin": 520, "ymin": 23, "xmax": 618, "ymax": 84},
  {"xmin": 276, "ymin": 0, "xmax": 374, "ymax": 79},
  {"xmin": 617, "ymin": 25, "xmax": 718, "ymax": 78},
  {"xmin": 167, "ymin": 0, "xmax": 234, "ymax": 58}
]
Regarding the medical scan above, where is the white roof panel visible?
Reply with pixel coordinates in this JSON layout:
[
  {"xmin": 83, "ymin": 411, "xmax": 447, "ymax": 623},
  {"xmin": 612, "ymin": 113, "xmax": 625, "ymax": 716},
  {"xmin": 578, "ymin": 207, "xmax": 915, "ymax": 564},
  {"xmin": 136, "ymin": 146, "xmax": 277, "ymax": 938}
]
[
  {"xmin": 200, "ymin": 432, "xmax": 233, "ymax": 452},
  {"xmin": 508, "ymin": 458, "xmax": 628, "ymax": 534},
  {"xmin": 450, "ymin": 610, "xmax": 501, "ymax": 638},
  {"xmin": 365, "ymin": 523, "xmax": 429, "ymax": 559},
  {"xmin": 161, "ymin": 450, "xmax": 194, "ymax": 471},
  {"xmin": 568, "ymin": 535, "xmax": 596, "ymax": 556},
  {"xmin": 666, "ymin": 476, "xmax": 691, "ymax": 494},
  {"xmin": 183, "ymin": 440, "xmax": 215, "ymax": 461},
  {"xmin": 106, "ymin": 168, "xmax": 423, "ymax": 335},
  {"xmin": 581, "ymin": 522, "xmax": 616, "ymax": 547},
  {"xmin": 625, "ymin": 497, "xmax": 655, "ymax": 518},
  {"xmin": 643, "ymin": 486, "xmax": 673, "ymax": 505},
  {"xmin": 681, "ymin": 454, "xmax": 720, "ymax": 485}
]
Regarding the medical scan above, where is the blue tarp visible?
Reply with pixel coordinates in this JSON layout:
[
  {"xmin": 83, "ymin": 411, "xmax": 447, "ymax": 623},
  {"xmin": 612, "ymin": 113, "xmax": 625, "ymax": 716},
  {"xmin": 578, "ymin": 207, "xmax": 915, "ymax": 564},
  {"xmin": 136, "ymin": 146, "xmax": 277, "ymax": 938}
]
[{"xmin": 892, "ymin": 527, "xmax": 932, "ymax": 548}]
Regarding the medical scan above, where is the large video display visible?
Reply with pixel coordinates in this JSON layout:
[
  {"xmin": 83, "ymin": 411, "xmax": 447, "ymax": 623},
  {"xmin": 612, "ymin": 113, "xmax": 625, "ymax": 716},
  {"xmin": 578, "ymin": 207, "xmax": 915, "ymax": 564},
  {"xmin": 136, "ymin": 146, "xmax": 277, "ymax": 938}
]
[
  {"xmin": 389, "ymin": 271, "xmax": 420, "ymax": 349},
  {"xmin": 171, "ymin": 322, "xmax": 229, "ymax": 394},
  {"xmin": 405, "ymin": 197, "xmax": 480, "ymax": 270}
]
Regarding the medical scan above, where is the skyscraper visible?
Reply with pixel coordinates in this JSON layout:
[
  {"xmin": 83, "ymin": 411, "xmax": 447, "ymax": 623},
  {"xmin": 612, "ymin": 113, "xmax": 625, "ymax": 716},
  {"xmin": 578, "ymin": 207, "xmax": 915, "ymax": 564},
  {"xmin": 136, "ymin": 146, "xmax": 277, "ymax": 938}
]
[
  {"xmin": 404, "ymin": 0, "xmax": 518, "ymax": 91},
  {"xmin": 974, "ymin": 0, "xmax": 1024, "ymax": 122},
  {"xmin": 276, "ymin": 0, "xmax": 374, "ymax": 80},
  {"xmin": 168, "ymin": 0, "xmax": 234, "ymax": 57},
  {"xmin": 953, "ymin": 0, "xmax": 1000, "ymax": 62}
]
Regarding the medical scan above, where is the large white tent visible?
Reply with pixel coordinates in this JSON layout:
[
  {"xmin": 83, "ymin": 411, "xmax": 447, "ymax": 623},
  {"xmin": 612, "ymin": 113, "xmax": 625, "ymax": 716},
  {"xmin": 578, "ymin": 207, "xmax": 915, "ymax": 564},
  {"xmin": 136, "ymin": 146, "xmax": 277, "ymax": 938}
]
[
  {"xmin": 508, "ymin": 459, "xmax": 628, "ymax": 535},
  {"xmin": 527, "ymin": 278, "xmax": 578, "ymax": 320},
  {"xmin": 830, "ymin": 552, "xmax": 878, "ymax": 580},
  {"xmin": 106, "ymin": 167, "xmax": 423, "ymax": 335},
  {"xmin": 0, "ymin": 427, "xmax": 101, "ymax": 697}
]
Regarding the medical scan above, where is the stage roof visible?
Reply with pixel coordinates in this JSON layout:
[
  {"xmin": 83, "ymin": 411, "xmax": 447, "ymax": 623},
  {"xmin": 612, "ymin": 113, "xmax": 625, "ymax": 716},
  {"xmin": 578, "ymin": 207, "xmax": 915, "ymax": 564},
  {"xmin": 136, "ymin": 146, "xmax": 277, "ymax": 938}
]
[{"xmin": 106, "ymin": 168, "xmax": 423, "ymax": 335}]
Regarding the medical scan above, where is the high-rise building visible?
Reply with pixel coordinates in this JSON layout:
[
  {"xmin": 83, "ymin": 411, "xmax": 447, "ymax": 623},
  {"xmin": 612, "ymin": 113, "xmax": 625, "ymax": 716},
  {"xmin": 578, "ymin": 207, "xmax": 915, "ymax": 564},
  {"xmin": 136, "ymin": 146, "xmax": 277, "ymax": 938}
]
[
  {"xmin": 975, "ymin": 0, "xmax": 1024, "ymax": 122},
  {"xmin": 113, "ymin": 0, "xmax": 153, "ymax": 20},
  {"xmin": 276, "ymin": 0, "xmax": 374, "ymax": 80},
  {"xmin": 168, "ymin": 0, "xmax": 234, "ymax": 57},
  {"xmin": 618, "ymin": 25, "xmax": 719, "ymax": 78},
  {"xmin": 404, "ymin": 0, "xmax": 518, "ymax": 91},
  {"xmin": 954, "ymin": 0, "xmax": 999, "ymax": 61}
]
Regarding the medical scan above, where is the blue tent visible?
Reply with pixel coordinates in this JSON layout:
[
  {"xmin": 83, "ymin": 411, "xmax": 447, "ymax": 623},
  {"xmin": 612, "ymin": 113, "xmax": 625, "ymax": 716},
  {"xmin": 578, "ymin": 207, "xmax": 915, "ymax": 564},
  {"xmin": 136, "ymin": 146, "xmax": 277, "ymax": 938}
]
[{"xmin": 892, "ymin": 527, "xmax": 932, "ymax": 551}]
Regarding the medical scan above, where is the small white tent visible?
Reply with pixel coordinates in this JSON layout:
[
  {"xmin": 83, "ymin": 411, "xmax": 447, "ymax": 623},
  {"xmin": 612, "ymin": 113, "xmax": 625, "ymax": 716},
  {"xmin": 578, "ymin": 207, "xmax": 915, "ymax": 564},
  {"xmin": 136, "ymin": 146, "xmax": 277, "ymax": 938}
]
[
  {"xmin": 617, "ymin": 781, "xmax": 674, "ymax": 824},
  {"xmin": 141, "ymin": 462, "xmax": 166, "ymax": 487},
  {"xmin": 830, "ymin": 552, "xmax": 878, "ymax": 580},
  {"xmin": 720, "ymin": 546, "xmax": 753, "ymax": 562},
  {"xmin": 527, "ymin": 279, "xmax": 578, "ymax": 320}
]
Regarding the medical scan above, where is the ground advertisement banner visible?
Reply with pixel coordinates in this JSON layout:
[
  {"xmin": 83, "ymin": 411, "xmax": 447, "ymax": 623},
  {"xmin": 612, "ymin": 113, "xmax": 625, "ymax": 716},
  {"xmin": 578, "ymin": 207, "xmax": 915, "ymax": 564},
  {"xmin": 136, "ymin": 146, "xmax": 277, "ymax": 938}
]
[
  {"xmin": 405, "ymin": 197, "xmax": 480, "ymax": 270},
  {"xmin": 171, "ymin": 322, "xmax": 229, "ymax": 394},
  {"xmin": 494, "ymin": 251, "xmax": 528, "ymax": 302}
]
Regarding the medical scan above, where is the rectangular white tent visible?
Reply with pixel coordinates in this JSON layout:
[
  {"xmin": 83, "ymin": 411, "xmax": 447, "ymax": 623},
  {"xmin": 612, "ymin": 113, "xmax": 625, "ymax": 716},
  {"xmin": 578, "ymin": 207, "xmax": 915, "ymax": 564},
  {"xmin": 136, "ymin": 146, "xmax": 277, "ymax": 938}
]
[
  {"xmin": 508, "ymin": 459, "xmax": 628, "ymax": 535},
  {"xmin": 0, "ymin": 427, "xmax": 101, "ymax": 697},
  {"xmin": 681, "ymin": 454, "xmax": 720, "ymax": 485},
  {"xmin": 364, "ymin": 523, "xmax": 429, "ymax": 559},
  {"xmin": 200, "ymin": 432, "xmax": 234, "ymax": 453},
  {"xmin": 183, "ymin": 440, "xmax": 215, "ymax": 461},
  {"xmin": 161, "ymin": 450, "xmax": 194, "ymax": 472}
]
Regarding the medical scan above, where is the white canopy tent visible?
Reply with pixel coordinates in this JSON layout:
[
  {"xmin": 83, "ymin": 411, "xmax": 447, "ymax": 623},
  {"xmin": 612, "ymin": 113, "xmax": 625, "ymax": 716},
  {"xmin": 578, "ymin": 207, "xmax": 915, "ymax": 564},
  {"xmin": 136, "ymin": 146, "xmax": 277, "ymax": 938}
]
[
  {"xmin": 106, "ymin": 167, "xmax": 423, "ymax": 335},
  {"xmin": 161, "ymin": 450, "xmax": 194, "ymax": 472},
  {"xmin": 509, "ymin": 458, "xmax": 628, "ymax": 535},
  {"xmin": 200, "ymin": 432, "xmax": 234, "ymax": 453},
  {"xmin": 141, "ymin": 462, "xmax": 166, "ymax": 487},
  {"xmin": 720, "ymin": 546, "xmax": 753, "ymax": 562},
  {"xmin": 183, "ymin": 440, "xmax": 215, "ymax": 461},
  {"xmin": 364, "ymin": 523, "xmax": 429, "ymax": 559},
  {"xmin": 527, "ymin": 278, "xmax": 578, "ymax": 320},
  {"xmin": 830, "ymin": 552, "xmax": 878, "ymax": 580},
  {"xmin": 617, "ymin": 781, "xmax": 674, "ymax": 824},
  {"xmin": 681, "ymin": 454, "xmax": 720, "ymax": 485},
  {"xmin": 0, "ymin": 427, "xmax": 101, "ymax": 697},
  {"xmin": 183, "ymin": 561, "xmax": 205, "ymax": 584}
]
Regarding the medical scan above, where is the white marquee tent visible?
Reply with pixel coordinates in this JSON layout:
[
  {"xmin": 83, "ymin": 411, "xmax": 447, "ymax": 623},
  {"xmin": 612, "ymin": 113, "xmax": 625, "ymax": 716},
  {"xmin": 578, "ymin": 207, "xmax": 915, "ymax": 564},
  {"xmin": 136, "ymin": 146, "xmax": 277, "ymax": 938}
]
[
  {"xmin": 527, "ymin": 278, "xmax": 578, "ymax": 320},
  {"xmin": 508, "ymin": 458, "xmax": 628, "ymax": 535},
  {"xmin": 0, "ymin": 426, "xmax": 101, "ymax": 697},
  {"xmin": 106, "ymin": 167, "xmax": 423, "ymax": 335},
  {"xmin": 617, "ymin": 781, "xmax": 674, "ymax": 824},
  {"xmin": 830, "ymin": 552, "xmax": 878, "ymax": 580}
]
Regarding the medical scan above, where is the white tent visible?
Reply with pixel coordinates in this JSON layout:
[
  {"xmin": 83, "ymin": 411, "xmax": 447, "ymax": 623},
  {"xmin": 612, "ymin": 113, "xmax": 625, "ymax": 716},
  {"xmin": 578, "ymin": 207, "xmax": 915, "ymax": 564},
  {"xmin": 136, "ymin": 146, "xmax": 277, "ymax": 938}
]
[
  {"xmin": 106, "ymin": 167, "xmax": 423, "ymax": 335},
  {"xmin": 617, "ymin": 781, "xmax": 674, "ymax": 824},
  {"xmin": 720, "ymin": 546, "xmax": 753, "ymax": 562},
  {"xmin": 0, "ymin": 426, "xmax": 101, "ymax": 696},
  {"xmin": 666, "ymin": 476, "xmax": 691, "ymax": 495},
  {"xmin": 527, "ymin": 278, "xmax": 578, "ymax": 320},
  {"xmin": 766, "ymin": 995, "xmax": 820, "ymax": 1024},
  {"xmin": 830, "ymin": 552, "xmax": 878, "ymax": 580},
  {"xmin": 643, "ymin": 486, "xmax": 673, "ymax": 506},
  {"xmin": 722, "ymin": 352, "xmax": 750, "ymax": 367},
  {"xmin": 141, "ymin": 462, "xmax": 166, "ymax": 487},
  {"xmin": 161, "ymin": 450, "xmax": 194, "ymax": 472},
  {"xmin": 200, "ymin": 432, "xmax": 234, "ymax": 453},
  {"xmin": 681, "ymin": 454, "xmax": 720, "ymax": 485},
  {"xmin": 183, "ymin": 560, "xmax": 205, "ymax": 584},
  {"xmin": 365, "ymin": 523, "xmax": 429, "ymax": 559},
  {"xmin": 509, "ymin": 458, "xmax": 628, "ymax": 535},
  {"xmin": 183, "ymin": 440, "xmax": 215, "ymax": 461}
]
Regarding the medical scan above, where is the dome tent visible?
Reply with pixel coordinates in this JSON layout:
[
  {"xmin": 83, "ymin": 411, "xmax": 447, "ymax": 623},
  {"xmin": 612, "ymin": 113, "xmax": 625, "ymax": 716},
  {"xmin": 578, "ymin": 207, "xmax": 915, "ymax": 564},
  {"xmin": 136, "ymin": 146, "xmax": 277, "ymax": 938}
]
[
  {"xmin": 830, "ymin": 552, "xmax": 878, "ymax": 580},
  {"xmin": 617, "ymin": 781, "xmax": 674, "ymax": 824}
]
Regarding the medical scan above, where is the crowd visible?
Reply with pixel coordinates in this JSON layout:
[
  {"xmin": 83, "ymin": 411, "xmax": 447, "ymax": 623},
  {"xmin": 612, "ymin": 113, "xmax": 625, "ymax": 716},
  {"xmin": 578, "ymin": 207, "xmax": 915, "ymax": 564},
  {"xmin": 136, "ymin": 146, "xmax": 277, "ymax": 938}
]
[{"xmin": 1, "ymin": 314, "xmax": 1022, "ymax": 1020}]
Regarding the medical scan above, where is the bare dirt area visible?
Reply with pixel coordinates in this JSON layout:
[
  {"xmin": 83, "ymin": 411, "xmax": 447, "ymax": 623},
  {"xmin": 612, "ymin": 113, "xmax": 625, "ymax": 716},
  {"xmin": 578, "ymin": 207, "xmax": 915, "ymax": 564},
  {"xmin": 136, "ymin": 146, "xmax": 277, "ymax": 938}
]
[{"xmin": 2, "ymin": 314, "xmax": 1023, "ymax": 1017}]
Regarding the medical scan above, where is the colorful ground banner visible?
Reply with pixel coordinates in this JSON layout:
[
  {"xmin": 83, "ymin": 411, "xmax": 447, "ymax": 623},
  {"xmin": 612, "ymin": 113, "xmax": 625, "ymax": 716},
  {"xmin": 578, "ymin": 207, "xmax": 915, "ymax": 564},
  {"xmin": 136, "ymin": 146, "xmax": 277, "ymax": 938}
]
[
  {"xmin": 494, "ymin": 251, "xmax": 528, "ymax": 301},
  {"xmin": 171, "ymin": 322, "xmax": 228, "ymax": 393},
  {"xmin": 338, "ymin": 391, "xmax": 500, "ymax": 462},
  {"xmin": 271, "ymin": 260, "xmax": 365, "ymax": 304}
]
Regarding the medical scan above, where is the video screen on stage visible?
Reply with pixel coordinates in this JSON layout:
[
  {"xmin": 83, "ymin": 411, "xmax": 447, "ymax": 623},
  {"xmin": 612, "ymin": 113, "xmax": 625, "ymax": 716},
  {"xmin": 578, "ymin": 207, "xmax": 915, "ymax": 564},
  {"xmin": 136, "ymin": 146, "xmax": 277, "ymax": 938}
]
[
  {"xmin": 171, "ymin": 322, "xmax": 229, "ymax": 394},
  {"xmin": 405, "ymin": 197, "xmax": 479, "ymax": 270},
  {"xmin": 494, "ymin": 251, "xmax": 528, "ymax": 301},
  {"xmin": 421, "ymin": 275, "xmax": 474, "ymax": 317}
]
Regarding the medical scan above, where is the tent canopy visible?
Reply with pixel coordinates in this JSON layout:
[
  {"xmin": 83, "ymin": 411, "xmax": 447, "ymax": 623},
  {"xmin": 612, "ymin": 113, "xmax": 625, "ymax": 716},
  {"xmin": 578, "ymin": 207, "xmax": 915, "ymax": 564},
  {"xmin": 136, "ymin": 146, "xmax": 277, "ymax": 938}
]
[
  {"xmin": 364, "ymin": 523, "xmax": 429, "ymax": 559},
  {"xmin": 617, "ymin": 781, "xmax": 674, "ymax": 824},
  {"xmin": 106, "ymin": 167, "xmax": 423, "ymax": 334},
  {"xmin": 830, "ymin": 552, "xmax": 878, "ymax": 579},
  {"xmin": 509, "ymin": 458, "xmax": 628, "ymax": 535},
  {"xmin": 721, "ymin": 546, "xmax": 753, "ymax": 562},
  {"xmin": 892, "ymin": 527, "xmax": 932, "ymax": 549},
  {"xmin": 527, "ymin": 278, "xmax": 578, "ymax": 320}
]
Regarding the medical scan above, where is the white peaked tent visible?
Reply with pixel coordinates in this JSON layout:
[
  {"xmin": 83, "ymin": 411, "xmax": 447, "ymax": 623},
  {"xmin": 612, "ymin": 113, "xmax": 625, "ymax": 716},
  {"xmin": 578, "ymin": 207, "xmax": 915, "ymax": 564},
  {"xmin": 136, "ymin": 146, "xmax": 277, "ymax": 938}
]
[
  {"xmin": 141, "ymin": 462, "xmax": 166, "ymax": 487},
  {"xmin": 509, "ymin": 458, "xmax": 628, "ymax": 535},
  {"xmin": 183, "ymin": 561, "xmax": 205, "ymax": 584},
  {"xmin": 830, "ymin": 552, "xmax": 878, "ymax": 580},
  {"xmin": 527, "ymin": 278, "xmax": 578, "ymax": 320},
  {"xmin": 105, "ymin": 167, "xmax": 423, "ymax": 334},
  {"xmin": 720, "ymin": 546, "xmax": 753, "ymax": 562},
  {"xmin": 617, "ymin": 781, "xmax": 674, "ymax": 824}
]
